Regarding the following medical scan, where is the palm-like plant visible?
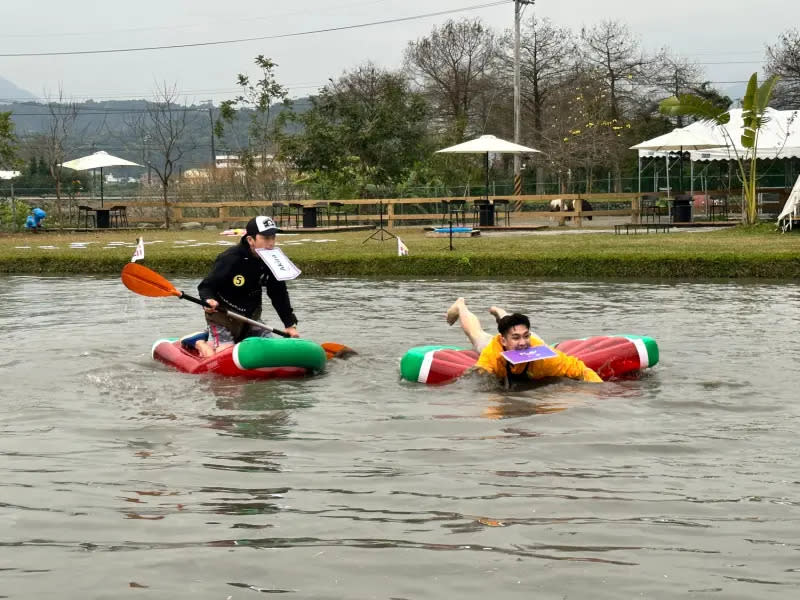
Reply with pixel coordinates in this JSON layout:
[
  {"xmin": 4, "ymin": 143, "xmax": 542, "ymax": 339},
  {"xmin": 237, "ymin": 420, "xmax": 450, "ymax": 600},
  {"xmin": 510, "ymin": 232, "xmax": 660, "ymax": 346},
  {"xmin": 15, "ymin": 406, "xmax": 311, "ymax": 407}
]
[{"xmin": 659, "ymin": 73, "xmax": 780, "ymax": 225}]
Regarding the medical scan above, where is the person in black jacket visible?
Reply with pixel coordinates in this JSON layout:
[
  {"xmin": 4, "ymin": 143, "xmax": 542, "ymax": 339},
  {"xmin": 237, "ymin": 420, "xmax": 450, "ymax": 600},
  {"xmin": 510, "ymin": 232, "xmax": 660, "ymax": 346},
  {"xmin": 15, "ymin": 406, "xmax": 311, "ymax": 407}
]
[{"xmin": 192, "ymin": 215, "xmax": 299, "ymax": 357}]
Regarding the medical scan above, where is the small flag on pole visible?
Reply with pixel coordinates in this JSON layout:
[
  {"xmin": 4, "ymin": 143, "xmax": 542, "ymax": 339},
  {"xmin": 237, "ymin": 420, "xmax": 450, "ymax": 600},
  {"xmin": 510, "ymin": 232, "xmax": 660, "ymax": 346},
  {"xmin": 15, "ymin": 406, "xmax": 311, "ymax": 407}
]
[
  {"xmin": 131, "ymin": 237, "xmax": 145, "ymax": 262},
  {"xmin": 397, "ymin": 237, "xmax": 409, "ymax": 256}
]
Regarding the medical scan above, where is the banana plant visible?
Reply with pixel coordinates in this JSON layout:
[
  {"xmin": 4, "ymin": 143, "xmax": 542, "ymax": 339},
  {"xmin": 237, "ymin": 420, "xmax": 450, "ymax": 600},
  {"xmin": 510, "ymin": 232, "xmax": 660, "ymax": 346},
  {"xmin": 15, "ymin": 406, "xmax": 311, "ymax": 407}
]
[{"xmin": 659, "ymin": 73, "xmax": 780, "ymax": 225}]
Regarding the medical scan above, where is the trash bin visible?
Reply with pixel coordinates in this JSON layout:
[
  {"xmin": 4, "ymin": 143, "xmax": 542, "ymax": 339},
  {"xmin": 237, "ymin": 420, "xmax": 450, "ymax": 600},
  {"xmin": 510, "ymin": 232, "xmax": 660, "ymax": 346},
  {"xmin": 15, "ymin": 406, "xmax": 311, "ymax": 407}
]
[
  {"xmin": 673, "ymin": 194, "xmax": 692, "ymax": 223},
  {"xmin": 302, "ymin": 206, "xmax": 317, "ymax": 228}
]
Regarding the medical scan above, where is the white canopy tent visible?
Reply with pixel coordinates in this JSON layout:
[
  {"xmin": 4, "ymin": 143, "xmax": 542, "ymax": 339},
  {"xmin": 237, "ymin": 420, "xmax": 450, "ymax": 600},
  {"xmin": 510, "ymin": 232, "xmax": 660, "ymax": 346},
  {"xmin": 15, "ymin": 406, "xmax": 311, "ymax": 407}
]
[
  {"xmin": 634, "ymin": 108, "xmax": 800, "ymax": 196},
  {"xmin": 61, "ymin": 151, "xmax": 143, "ymax": 207},
  {"xmin": 636, "ymin": 108, "xmax": 800, "ymax": 162},
  {"xmin": 436, "ymin": 135, "xmax": 540, "ymax": 199},
  {"xmin": 778, "ymin": 174, "xmax": 800, "ymax": 231}
]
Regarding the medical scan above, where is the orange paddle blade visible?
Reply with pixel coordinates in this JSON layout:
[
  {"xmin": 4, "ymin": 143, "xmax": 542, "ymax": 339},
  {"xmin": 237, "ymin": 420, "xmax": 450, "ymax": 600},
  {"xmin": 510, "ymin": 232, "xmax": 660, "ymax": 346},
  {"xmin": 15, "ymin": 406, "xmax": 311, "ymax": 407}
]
[
  {"xmin": 121, "ymin": 263, "xmax": 181, "ymax": 298},
  {"xmin": 322, "ymin": 342, "xmax": 357, "ymax": 360}
]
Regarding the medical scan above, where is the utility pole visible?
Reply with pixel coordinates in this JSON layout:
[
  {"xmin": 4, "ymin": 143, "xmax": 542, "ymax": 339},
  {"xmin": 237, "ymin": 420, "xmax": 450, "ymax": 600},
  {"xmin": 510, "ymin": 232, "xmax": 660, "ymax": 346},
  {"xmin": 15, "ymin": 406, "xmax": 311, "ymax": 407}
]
[
  {"xmin": 514, "ymin": 0, "xmax": 535, "ymax": 197},
  {"xmin": 208, "ymin": 106, "xmax": 217, "ymax": 171}
]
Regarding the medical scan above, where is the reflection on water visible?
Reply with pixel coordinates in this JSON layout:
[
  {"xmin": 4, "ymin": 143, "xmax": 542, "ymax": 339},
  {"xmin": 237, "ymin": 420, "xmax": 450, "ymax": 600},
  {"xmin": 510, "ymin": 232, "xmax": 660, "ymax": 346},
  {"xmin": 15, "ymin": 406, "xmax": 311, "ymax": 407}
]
[{"xmin": 1, "ymin": 275, "xmax": 800, "ymax": 598}]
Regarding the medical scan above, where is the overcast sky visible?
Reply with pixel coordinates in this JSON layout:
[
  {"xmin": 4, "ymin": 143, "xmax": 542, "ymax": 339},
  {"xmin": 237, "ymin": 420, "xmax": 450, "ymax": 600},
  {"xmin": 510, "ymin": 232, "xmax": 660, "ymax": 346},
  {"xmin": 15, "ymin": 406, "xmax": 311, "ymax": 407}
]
[{"xmin": 0, "ymin": 0, "xmax": 796, "ymax": 104}]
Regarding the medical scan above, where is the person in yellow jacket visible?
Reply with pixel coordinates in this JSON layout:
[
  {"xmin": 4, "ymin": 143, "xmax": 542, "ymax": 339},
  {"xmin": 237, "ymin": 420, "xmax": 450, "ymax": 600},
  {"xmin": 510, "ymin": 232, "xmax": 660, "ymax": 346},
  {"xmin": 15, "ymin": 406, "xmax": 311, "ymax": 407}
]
[{"xmin": 446, "ymin": 297, "xmax": 602, "ymax": 385}]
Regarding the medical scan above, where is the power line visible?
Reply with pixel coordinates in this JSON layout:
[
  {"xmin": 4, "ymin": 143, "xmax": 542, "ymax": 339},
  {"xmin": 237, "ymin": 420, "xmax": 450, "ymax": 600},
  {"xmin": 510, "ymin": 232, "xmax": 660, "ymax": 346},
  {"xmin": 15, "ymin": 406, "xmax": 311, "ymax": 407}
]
[
  {"xmin": 0, "ymin": 1, "xmax": 510, "ymax": 58},
  {"xmin": 2, "ymin": 0, "xmax": 397, "ymax": 40}
]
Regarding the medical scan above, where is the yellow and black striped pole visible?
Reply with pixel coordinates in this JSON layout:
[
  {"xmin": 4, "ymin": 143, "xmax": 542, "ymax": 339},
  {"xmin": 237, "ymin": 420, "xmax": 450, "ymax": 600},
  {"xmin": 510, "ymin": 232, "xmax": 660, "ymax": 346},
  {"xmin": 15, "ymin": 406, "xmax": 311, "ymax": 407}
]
[{"xmin": 513, "ymin": 173, "xmax": 523, "ymax": 212}]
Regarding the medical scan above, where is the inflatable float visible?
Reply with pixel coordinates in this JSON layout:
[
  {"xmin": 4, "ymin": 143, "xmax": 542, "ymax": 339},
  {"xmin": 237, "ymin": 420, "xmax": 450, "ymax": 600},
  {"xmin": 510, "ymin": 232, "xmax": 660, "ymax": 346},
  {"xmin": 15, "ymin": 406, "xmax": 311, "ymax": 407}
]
[
  {"xmin": 152, "ymin": 336, "xmax": 329, "ymax": 379},
  {"xmin": 400, "ymin": 335, "xmax": 659, "ymax": 384}
]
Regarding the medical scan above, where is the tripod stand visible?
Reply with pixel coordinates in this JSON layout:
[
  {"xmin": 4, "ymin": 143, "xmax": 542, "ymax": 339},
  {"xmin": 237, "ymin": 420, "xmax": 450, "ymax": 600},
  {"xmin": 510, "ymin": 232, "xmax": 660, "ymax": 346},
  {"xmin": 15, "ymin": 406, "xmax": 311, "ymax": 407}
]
[{"xmin": 362, "ymin": 200, "xmax": 396, "ymax": 243}]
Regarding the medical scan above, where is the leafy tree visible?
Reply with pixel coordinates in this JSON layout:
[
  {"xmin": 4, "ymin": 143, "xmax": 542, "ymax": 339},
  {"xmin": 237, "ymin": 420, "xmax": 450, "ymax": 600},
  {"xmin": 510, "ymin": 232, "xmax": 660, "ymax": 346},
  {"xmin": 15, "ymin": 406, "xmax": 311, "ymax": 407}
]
[
  {"xmin": 0, "ymin": 111, "xmax": 17, "ymax": 170},
  {"xmin": 660, "ymin": 72, "xmax": 780, "ymax": 225},
  {"xmin": 282, "ymin": 64, "xmax": 430, "ymax": 197},
  {"xmin": 215, "ymin": 55, "xmax": 290, "ymax": 198}
]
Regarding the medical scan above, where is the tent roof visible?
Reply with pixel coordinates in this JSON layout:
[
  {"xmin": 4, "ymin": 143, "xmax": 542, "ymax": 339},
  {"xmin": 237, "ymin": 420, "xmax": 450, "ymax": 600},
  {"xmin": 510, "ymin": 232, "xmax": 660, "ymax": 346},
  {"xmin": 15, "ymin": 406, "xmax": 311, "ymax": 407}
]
[
  {"xmin": 630, "ymin": 128, "xmax": 722, "ymax": 151},
  {"xmin": 778, "ymin": 174, "xmax": 800, "ymax": 222},
  {"xmin": 61, "ymin": 150, "xmax": 143, "ymax": 170},
  {"xmin": 636, "ymin": 108, "xmax": 800, "ymax": 161},
  {"xmin": 437, "ymin": 134, "xmax": 540, "ymax": 154}
]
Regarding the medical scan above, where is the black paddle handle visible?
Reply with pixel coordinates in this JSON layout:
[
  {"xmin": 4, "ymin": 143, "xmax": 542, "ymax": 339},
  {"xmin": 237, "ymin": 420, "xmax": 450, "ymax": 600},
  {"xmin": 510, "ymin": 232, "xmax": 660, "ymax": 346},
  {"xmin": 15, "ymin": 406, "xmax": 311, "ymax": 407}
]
[{"xmin": 179, "ymin": 292, "xmax": 290, "ymax": 338}]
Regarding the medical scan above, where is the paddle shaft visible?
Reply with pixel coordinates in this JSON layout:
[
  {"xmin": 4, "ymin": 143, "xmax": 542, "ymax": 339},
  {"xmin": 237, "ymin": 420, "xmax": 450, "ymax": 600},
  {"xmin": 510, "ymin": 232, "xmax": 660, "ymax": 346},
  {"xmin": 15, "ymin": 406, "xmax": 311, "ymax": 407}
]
[{"xmin": 178, "ymin": 292, "xmax": 290, "ymax": 338}]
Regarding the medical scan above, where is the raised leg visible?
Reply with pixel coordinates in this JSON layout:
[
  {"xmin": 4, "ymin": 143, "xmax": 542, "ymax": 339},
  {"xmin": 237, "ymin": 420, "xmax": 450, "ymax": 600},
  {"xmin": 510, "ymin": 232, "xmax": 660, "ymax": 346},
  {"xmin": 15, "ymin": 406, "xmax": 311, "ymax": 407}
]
[{"xmin": 446, "ymin": 297, "xmax": 492, "ymax": 352}]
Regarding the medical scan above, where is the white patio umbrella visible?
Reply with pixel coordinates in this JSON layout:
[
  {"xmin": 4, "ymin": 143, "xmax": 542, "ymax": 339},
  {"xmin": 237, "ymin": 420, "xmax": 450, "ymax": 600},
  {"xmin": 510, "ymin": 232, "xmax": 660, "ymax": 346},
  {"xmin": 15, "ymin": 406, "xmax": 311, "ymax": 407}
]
[
  {"xmin": 61, "ymin": 151, "xmax": 143, "ymax": 207},
  {"xmin": 436, "ymin": 134, "xmax": 540, "ymax": 198},
  {"xmin": 631, "ymin": 128, "xmax": 724, "ymax": 193}
]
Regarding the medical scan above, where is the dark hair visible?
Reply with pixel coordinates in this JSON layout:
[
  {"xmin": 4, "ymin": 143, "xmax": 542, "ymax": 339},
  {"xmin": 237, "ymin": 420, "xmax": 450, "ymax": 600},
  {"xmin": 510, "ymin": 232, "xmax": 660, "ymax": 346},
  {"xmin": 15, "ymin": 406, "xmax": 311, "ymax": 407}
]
[{"xmin": 497, "ymin": 313, "xmax": 530, "ymax": 335}]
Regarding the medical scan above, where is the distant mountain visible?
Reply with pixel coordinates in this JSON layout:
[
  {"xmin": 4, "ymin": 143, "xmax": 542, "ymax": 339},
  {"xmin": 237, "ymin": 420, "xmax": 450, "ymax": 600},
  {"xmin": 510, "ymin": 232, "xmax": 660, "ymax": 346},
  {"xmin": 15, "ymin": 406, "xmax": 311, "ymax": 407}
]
[
  {"xmin": 0, "ymin": 96, "xmax": 313, "ymax": 170},
  {"xmin": 0, "ymin": 76, "xmax": 36, "ymax": 103}
]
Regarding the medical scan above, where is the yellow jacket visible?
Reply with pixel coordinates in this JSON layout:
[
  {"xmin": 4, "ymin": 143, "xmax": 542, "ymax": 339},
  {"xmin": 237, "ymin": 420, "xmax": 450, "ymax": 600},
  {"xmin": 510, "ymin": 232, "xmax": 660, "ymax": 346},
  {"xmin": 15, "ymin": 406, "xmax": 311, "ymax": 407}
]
[{"xmin": 475, "ymin": 334, "xmax": 603, "ymax": 383}]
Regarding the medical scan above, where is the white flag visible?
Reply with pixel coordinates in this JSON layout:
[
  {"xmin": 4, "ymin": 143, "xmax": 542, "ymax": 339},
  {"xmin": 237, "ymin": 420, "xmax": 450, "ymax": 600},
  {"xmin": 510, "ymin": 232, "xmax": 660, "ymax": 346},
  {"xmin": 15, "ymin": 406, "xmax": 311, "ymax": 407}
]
[
  {"xmin": 131, "ymin": 237, "xmax": 145, "ymax": 262},
  {"xmin": 397, "ymin": 237, "xmax": 409, "ymax": 256},
  {"xmin": 255, "ymin": 247, "xmax": 301, "ymax": 280}
]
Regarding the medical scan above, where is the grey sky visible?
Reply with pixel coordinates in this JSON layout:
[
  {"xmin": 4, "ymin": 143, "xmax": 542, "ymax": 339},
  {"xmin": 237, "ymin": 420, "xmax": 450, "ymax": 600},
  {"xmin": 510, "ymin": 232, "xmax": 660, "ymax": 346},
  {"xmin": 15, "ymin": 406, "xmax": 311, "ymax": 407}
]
[{"xmin": 0, "ymin": 0, "xmax": 795, "ymax": 104}]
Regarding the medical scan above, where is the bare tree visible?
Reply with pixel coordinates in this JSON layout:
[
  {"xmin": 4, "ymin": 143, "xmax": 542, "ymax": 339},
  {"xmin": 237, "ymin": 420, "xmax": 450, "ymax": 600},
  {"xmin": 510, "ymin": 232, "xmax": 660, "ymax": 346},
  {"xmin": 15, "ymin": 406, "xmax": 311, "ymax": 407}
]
[
  {"xmin": 404, "ymin": 18, "xmax": 498, "ymax": 143},
  {"xmin": 641, "ymin": 53, "xmax": 710, "ymax": 126},
  {"xmin": 580, "ymin": 20, "xmax": 653, "ymax": 121},
  {"xmin": 499, "ymin": 16, "xmax": 575, "ymax": 192},
  {"xmin": 766, "ymin": 28, "xmax": 800, "ymax": 109},
  {"xmin": 128, "ymin": 82, "xmax": 191, "ymax": 228},
  {"xmin": 501, "ymin": 16, "xmax": 575, "ymax": 140},
  {"xmin": 41, "ymin": 87, "xmax": 83, "ymax": 222}
]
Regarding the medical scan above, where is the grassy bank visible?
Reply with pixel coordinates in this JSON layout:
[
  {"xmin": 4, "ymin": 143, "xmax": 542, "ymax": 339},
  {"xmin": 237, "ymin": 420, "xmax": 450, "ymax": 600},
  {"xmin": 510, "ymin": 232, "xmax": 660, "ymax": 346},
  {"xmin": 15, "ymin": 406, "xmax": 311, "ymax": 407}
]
[{"xmin": 1, "ymin": 225, "xmax": 798, "ymax": 279}]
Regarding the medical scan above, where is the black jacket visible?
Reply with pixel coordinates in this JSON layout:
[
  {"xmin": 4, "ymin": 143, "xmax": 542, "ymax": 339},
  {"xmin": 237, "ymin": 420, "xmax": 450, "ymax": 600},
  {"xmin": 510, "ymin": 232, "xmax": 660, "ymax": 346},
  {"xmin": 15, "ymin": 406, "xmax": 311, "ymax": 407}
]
[{"xmin": 198, "ymin": 241, "xmax": 298, "ymax": 328}]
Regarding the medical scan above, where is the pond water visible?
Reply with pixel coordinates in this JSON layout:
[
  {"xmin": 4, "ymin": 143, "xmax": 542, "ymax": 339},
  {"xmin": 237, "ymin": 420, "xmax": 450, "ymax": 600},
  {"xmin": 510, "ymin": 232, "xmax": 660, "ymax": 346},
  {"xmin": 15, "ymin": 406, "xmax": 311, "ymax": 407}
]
[{"xmin": 1, "ymin": 275, "xmax": 799, "ymax": 599}]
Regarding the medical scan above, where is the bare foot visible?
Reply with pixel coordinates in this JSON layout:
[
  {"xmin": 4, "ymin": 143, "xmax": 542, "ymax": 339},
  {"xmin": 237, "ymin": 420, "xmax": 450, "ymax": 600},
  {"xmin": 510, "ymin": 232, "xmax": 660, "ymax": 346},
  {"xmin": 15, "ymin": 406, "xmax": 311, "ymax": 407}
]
[
  {"xmin": 446, "ymin": 297, "xmax": 465, "ymax": 325},
  {"xmin": 489, "ymin": 306, "xmax": 508, "ymax": 323}
]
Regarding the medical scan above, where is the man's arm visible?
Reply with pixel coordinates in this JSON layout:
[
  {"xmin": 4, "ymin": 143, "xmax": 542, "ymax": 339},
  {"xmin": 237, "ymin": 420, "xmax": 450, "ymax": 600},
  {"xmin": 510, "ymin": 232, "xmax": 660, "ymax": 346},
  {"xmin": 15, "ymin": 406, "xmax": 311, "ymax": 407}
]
[
  {"xmin": 198, "ymin": 253, "xmax": 233, "ymax": 302},
  {"xmin": 265, "ymin": 276, "xmax": 298, "ymax": 330},
  {"xmin": 547, "ymin": 349, "xmax": 603, "ymax": 382}
]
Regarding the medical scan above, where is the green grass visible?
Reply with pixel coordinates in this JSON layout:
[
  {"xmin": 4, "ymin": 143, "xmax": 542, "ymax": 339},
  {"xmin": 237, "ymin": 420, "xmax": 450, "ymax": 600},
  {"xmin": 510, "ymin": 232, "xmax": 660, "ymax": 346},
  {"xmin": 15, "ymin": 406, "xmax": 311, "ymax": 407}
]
[{"xmin": 1, "ymin": 224, "xmax": 799, "ymax": 279}]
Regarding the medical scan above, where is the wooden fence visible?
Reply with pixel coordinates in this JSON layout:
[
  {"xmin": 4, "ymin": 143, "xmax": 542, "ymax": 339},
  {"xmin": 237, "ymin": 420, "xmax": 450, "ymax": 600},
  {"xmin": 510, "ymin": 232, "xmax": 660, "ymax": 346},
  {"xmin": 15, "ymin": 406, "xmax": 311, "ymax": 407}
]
[
  {"xmin": 95, "ymin": 192, "xmax": 643, "ymax": 228},
  {"xmin": 13, "ymin": 188, "xmax": 788, "ymax": 229}
]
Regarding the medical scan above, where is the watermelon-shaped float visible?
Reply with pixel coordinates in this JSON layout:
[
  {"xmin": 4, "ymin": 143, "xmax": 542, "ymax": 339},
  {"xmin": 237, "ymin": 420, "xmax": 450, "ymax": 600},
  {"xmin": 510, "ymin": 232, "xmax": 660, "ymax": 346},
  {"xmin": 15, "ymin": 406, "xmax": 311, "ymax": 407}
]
[{"xmin": 400, "ymin": 335, "xmax": 659, "ymax": 384}]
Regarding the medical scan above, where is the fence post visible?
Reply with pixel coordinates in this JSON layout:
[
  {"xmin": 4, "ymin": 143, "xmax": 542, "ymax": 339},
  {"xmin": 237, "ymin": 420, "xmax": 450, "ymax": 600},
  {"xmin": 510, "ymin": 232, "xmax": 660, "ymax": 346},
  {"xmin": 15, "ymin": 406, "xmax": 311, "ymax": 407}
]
[
  {"xmin": 387, "ymin": 200, "xmax": 394, "ymax": 228},
  {"xmin": 171, "ymin": 204, "xmax": 182, "ymax": 228}
]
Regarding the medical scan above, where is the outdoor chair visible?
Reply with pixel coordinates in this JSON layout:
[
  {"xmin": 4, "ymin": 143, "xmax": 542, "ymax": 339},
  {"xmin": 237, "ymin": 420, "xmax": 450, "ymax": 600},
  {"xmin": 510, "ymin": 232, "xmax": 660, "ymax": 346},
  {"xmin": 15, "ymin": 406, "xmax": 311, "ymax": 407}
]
[
  {"xmin": 709, "ymin": 194, "xmax": 729, "ymax": 220},
  {"xmin": 328, "ymin": 202, "xmax": 348, "ymax": 227},
  {"xmin": 640, "ymin": 194, "xmax": 663, "ymax": 222},
  {"xmin": 311, "ymin": 202, "xmax": 329, "ymax": 227},
  {"xmin": 440, "ymin": 199, "xmax": 467, "ymax": 227},
  {"xmin": 493, "ymin": 198, "xmax": 511, "ymax": 226},
  {"xmin": 77, "ymin": 205, "xmax": 96, "ymax": 229},
  {"xmin": 108, "ymin": 205, "xmax": 128, "ymax": 228},
  {"xmin": 288, "ymin": 203, "xmax": 304, "ymax": 228},
  {"xmin": 270, "ymin": 202, "xmax": 290, "ymax": 227}
]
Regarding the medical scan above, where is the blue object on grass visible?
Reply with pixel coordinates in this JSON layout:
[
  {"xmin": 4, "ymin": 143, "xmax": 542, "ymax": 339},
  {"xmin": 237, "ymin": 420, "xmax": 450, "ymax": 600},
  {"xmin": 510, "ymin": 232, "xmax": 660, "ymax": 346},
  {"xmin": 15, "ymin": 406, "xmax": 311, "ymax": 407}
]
[{"xmin": 434, "ymin": 227, "xmax": 473, "ymax": 233}]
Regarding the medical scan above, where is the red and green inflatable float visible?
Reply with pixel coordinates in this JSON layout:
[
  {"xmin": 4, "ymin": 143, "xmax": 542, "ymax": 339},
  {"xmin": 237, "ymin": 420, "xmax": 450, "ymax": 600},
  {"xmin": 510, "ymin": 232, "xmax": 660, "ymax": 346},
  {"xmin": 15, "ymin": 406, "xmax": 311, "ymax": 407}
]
[
  {"xmin": 400, "ymin": 335, "xmax": 659, "ymax": 384},
  {"xmin": 152, "ymin": 336, "xmax": 332, "ymax": 379}
]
